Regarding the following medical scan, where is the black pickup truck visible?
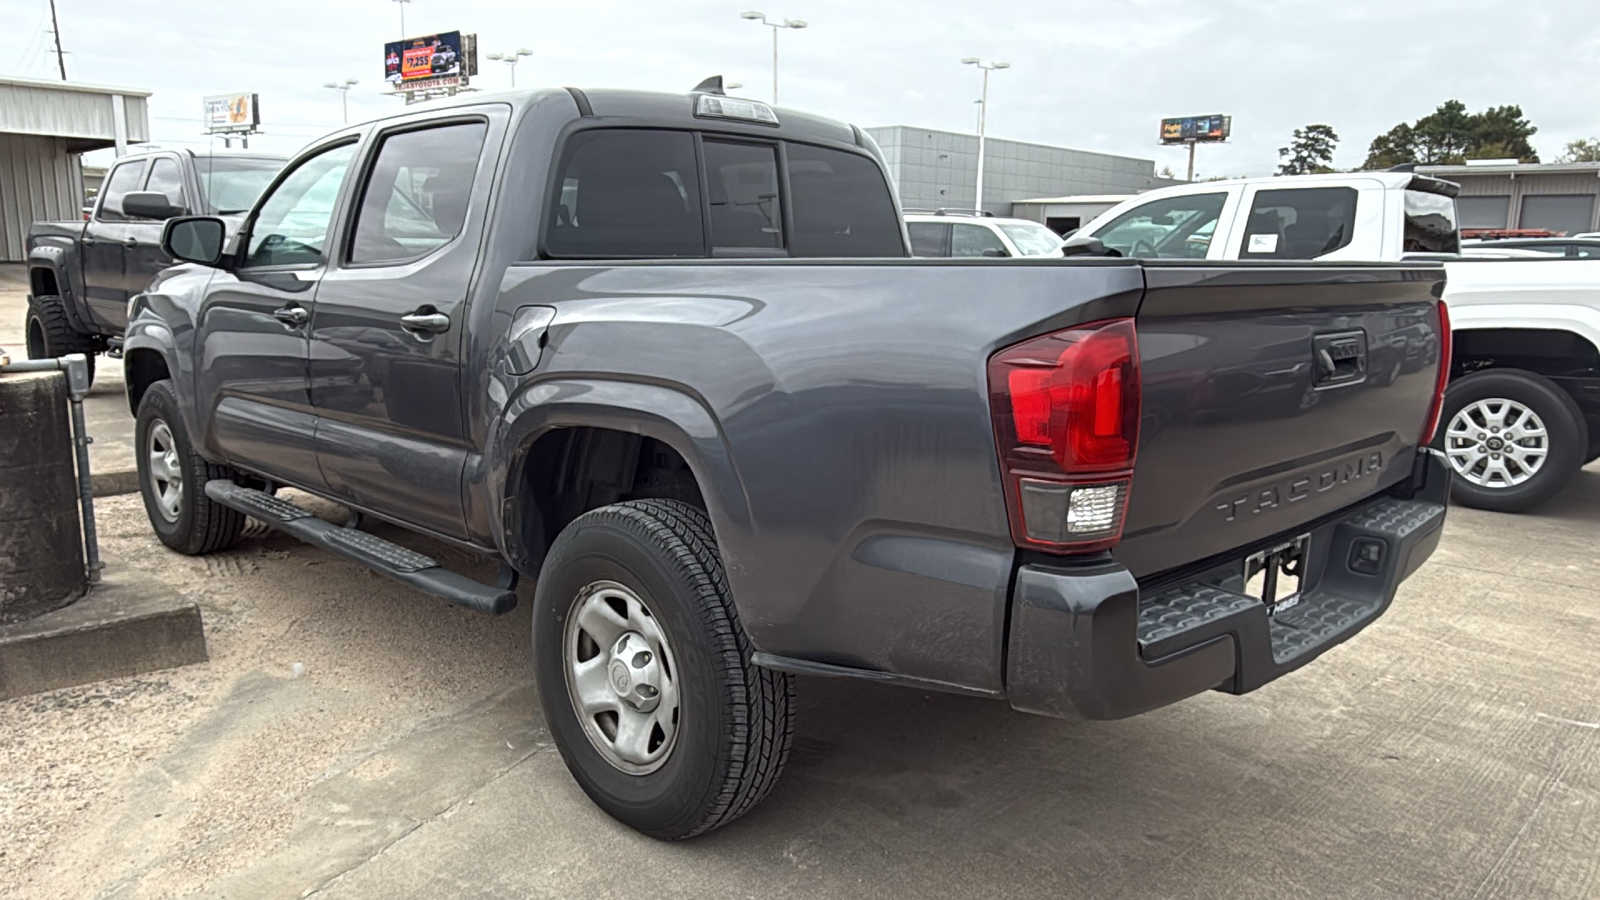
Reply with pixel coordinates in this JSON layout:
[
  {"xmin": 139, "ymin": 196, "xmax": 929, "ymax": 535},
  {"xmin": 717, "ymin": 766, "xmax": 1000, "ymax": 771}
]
[
  {"xmin": 124, "ymin": 83, "xmax": 1452, "ymax": 839},
  {"xmin": 24, "ymin": 149, "xmax": 286, "ymax": 382}
]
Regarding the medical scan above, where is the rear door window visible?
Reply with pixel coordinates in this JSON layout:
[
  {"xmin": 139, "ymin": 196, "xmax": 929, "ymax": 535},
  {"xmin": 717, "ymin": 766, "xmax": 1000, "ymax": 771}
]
[
  {"xmin": 785, "ymin": 143, "xmax": 904, "ymax": 257},
  {"xmin": 1091, "ymin": 192, "xmax": 1226, "ymax": 258},
  {"xmin": 703, "ymin": 140, "xmax": 782, "ymax": 252},
  {"xmin": 544, "ymin": 130, "xmax": 704, "ymax": 258},
  {"xmin": 97, "ymin": 160, "xmax": 148, "ymax": 222},
  {"xmin": 907, "ymin": 222, "xmax": 949, "ymax": 256},
  {"xmin": 349, "ymin": 121, "xmax": 488, "ymax": 264},
  {"xmin": 1238, "ymin": 187, "xmax": 1358, "ymax": 259}
]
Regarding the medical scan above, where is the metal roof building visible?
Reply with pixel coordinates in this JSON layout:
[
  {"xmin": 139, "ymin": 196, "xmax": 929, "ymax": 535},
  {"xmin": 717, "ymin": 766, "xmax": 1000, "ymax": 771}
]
[
  {"xmin": 1418, "ymin": 161, "xmax": 1600, "ymax": 236},
  {"xmin": 0, "ymin": 76, "xmax": 151, "ymax": 262}
]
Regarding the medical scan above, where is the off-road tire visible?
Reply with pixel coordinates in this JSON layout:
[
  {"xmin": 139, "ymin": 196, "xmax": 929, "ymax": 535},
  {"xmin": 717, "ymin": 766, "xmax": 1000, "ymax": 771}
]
[
  {"xmin": 24, "ymin": 294, "xmax": 97, "ymax": 385},
  {"xmin": 1434, "ymin": 368, "xmax": 1585, "ymax": 513},
  {"xmin": 134, "ymin": 380, "xmax": 245, "ymax": 554},
  {"xmin": 533, "ymin": 499, "xmax": 795, "ymax": 840}
]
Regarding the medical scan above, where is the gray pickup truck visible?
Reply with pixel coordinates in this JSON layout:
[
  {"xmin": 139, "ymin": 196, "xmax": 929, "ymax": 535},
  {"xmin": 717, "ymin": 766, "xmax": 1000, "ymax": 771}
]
[
  {"xmin": 24, "ymin": 149, "xmax": 285, "ymax": 382},
  {"xmin": 120, "ymin": 83, "xmax": 1452, "ymax": 839}
]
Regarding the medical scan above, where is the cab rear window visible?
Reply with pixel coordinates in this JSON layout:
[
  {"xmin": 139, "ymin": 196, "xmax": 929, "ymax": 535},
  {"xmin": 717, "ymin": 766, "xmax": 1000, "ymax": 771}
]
[{"xmin": 543, "ymin": 129, "xmax": 905, "ymax": 259}]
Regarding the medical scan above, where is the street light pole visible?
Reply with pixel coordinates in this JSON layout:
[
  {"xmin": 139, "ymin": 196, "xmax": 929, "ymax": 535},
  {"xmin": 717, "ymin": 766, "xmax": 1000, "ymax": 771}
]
[
  {"xmin": 740, "ymin": 11, "xmax": 807, "ymax": 105},
  {"xmin": 962, "ymin": 58, "xmax": 1009, "ymax": 213},
  {"xmin": 486, "ymin": 49, "xmax": 532, "ymax": 87},
  {"xmin": 323, "ymin": 79, "xmax": 359, "ymax": 124},
  {"xmin": 392, "ymin": 0, "xmax": 410, "ymax": 37}
]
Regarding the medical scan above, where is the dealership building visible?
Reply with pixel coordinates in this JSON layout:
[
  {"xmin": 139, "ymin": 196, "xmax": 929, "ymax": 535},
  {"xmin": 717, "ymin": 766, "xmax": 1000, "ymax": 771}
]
[
  {"xmin": 864, "ymin": 126, "xmax": 1178, "ymax": 218},
  {"xmin": 1419, "ymin": 161, "xmax": 1600, "ymax": 235},
  {"xmin": 0, "ymin": 76, "xmax": 150, "ymax": 262}
]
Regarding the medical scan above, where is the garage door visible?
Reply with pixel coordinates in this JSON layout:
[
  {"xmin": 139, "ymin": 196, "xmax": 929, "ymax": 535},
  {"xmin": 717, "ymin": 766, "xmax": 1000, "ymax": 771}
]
[
  {"xmin": 1458, "ymin": 196, "xmax": 1510, "ymax": 229},
  {"xmin": 1519, "ymin": 195, "xmax": 1596, "ymax": 235}
]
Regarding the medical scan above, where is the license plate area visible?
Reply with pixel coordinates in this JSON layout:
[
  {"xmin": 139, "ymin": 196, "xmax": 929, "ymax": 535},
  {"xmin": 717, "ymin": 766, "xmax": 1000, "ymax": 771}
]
[{"xmin": 1244, "ymin": 533, "xmax": 1310, "ymax": 615}]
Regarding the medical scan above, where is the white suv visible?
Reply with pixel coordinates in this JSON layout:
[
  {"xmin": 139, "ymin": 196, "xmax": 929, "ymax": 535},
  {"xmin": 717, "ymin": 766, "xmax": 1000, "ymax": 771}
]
[{"xmin": 904, "ymin": 211, "xmax": 1064, "ymax": 258}]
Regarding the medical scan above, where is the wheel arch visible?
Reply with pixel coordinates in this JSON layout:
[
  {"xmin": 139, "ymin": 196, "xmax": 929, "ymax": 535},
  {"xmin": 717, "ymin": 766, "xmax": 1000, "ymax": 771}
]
[{"xmin": 490, "ymin": 378, "xmax": 753, "ymax": 581}]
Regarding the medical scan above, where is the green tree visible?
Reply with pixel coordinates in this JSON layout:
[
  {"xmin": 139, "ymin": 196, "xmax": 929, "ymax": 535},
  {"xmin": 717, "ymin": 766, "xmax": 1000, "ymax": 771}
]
[
  {"xmin": 1278, "ymin": 124, "xmax": 1340, "ymax": 175},
  {"xmin": 1556, "ymin": 138, "xmax": 1600, "ymax": 163},
  {"xmin": 1362, "ymin": 101, "xmax": 1539, "ymax": 168}
]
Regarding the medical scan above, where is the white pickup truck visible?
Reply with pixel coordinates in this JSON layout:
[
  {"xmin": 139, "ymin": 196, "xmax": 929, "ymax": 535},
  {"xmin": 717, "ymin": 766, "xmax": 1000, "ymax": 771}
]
[{"xmin": 1070, "ymin": 171, "xmax": 1600, "ymax": 512}]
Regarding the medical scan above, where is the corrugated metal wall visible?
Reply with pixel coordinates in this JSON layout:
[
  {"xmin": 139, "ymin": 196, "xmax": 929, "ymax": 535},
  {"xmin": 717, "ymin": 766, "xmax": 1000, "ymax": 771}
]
[
  {"xmin": 0, "ymin": 83, "xmax": 148, "ymax": 144},
  {"xmin": 1444, "ymin": 171, "xmax": 1600, "ymax": 232},
  {"xmin": 0, "ymin": 133, "xmax": 83, "ymax": 263}
]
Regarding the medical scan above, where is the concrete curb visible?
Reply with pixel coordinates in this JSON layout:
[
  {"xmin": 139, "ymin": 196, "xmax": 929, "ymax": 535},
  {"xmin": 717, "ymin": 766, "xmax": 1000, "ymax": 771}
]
[
  {"xmin": 91, "ymin": 468, "xmax": 140, "ymax": 497},
  {"xmin": 0, "ymin": 566, "xmax": 207, "ymax": 700}
]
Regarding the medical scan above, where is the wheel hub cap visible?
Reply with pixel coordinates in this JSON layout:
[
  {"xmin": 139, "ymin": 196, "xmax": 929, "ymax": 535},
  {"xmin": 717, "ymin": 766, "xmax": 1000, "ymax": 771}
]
[
  {"xmin": 146, "ymin": 420, "xmax": 184, "ymax": 523},
  {"xmin": 564, "ymin": 581, "xmax": 680, "ymax": 774},
  {"xmin": 1444, "ymin": 398, "xmax": 1548, "ymax": 489}
]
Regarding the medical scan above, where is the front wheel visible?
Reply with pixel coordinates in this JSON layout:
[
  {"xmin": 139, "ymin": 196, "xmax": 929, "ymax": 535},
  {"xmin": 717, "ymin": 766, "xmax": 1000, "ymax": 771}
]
[
  {"xmin": 1434, "ymin": 368, "xmax": 1586, "ymax": 513},
  {"xmin": 533, "ymin": 499, "xmax": 794, "ymax": 840},
  {"xmin": 135, "ymin": 380, "xmax": 246, "ymax": 554}
]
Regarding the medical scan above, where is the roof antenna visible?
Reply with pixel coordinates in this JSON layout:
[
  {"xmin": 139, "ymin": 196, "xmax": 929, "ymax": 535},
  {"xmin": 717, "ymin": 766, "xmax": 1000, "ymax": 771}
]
[{"xmin": 692, "ymin": 76, "xmax": 726, "ymax": 96}]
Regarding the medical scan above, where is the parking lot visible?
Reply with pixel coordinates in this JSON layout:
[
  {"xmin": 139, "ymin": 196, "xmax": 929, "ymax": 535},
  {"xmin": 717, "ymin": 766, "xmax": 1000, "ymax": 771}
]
[{"xmin": 1, "ymin": 281, "xmax": 1597, "ymax": 898}]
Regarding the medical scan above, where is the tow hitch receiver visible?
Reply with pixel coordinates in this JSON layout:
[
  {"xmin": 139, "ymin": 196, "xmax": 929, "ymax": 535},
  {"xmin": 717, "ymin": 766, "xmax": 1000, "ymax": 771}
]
[{"xmin": 1244, "ymin": 533, "xmax": 1311, "ymax": 615}]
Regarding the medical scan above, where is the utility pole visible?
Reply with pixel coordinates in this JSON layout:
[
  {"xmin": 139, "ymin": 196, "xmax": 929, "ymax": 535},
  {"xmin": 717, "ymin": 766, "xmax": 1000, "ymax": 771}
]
[
  {"xmin": 1187, "ymin": 141, "xmax": 1197, "ymax": 182},
  {"xmin": 48, "ymin": 0, "xmax": 67, "ymax": 81}
]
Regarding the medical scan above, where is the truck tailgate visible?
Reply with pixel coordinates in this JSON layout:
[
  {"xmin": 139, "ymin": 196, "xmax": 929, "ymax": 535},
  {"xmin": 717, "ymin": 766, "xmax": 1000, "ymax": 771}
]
[{"xmin": 1115, "ymin": 262, "xmax": 1448, "ymax": 579}]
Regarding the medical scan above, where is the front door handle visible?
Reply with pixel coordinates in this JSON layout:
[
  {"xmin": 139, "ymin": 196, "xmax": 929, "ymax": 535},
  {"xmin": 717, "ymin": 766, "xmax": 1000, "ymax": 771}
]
[
  {"xmin": 273, "ymin": 305, "xmax": 309, "ymax": 327},
  {"xmin": 123, "ymin": 236, "xmax": 139, "ymax": 248},
  {"xmin": 399, "ymin": 311, "xmax": 451, "ymax": 334}
]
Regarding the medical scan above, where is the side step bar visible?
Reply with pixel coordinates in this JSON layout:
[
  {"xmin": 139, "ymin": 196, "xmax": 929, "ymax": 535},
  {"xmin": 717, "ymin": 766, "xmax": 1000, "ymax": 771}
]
[{"xmin": 204, "ymin": 481, "xmax": 518, "ymax": 615}]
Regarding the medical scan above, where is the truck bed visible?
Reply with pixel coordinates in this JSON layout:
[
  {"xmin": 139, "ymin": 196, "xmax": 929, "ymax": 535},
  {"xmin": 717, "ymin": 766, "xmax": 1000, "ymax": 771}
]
[{"xmin": 491, "ymin": 255, "xmax": 1448, "ymax": 693}]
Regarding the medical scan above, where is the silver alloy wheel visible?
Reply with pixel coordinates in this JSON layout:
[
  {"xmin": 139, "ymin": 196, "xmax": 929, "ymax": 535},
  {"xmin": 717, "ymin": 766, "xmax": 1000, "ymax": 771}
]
[
  {"xmin": 564, "ymin": 580, "xmax": 680, "ymax": 775},
  {"xmin": 146, "ymin": 420, "xmax": 184, "ymax": 523},
  {"xmin": 1444, "ymin": 397, "xmax": 1549, "ymax": 489}
]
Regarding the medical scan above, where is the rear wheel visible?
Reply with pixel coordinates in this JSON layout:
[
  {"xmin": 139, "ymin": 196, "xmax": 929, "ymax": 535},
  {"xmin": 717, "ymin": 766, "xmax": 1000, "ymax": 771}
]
[
  {"xmin": 533, "ymin": 499, "xmax": 794, "ymax": 840},
  {"xmin": 1434, "ymin": 369, "xmax": 1585, "ymax": 513},
  {"xmin": 24, "ymin": 294, "xmax": 97, "ymax": 385}
]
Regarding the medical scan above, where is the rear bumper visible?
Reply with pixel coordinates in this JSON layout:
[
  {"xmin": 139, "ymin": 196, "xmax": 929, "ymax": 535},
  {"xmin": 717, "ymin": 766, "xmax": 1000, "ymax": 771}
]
[{"xmin": 1005, "ymin": 448, "xmax": 1450, "ymax": 720}]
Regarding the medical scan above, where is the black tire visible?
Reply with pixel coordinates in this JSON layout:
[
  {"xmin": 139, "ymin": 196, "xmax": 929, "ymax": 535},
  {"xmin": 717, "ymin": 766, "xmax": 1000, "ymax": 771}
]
[
  {"xmin": 24, "ymin": 294, "xmax": 97, "ymax": 385},
  {"xmin": 533, "ymin": 499, "xmax": 794, "ymax": 840},
  {"xmin": 134, "ymin": 380, "xmax": 245, "ymax": 554},
  {"xmin": 1433, "ymin": 368, "xmax": 1586, "ymax": 513}
]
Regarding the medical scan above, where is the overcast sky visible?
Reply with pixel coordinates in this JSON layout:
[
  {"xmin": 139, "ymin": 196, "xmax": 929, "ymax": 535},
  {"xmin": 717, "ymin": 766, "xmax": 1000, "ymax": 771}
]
[{"xmin": 6, "ymin": 0, "xmax": 1597, "ymax": 176}]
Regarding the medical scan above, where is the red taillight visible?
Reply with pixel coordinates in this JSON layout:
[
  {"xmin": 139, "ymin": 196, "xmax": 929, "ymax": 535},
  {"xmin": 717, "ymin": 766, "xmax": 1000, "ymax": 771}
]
[
  {"xmin": 989, "ymin": 318, "xmax": 1140, "ymax": 553},
  {"xmin": 1420, "ymin": 300, "xmax": 1452, "ymax": 445}
]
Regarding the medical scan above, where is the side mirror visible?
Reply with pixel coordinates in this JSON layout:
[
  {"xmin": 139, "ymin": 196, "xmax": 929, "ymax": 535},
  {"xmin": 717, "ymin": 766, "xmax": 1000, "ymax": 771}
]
[
  {"xmin": 122, "ymin": 191, "xmax": 187, "ymax": 220},
  {"xmin": 1059, "ymin": 235, "xmax": 1114, "ymax": 257},
  {"xmin": 981, "ymin": 247, "xmax": 1009, "ymax": 258},
  {"xmin": 162, "ymin": 217, "xmax": 229, "ymax": 267}
]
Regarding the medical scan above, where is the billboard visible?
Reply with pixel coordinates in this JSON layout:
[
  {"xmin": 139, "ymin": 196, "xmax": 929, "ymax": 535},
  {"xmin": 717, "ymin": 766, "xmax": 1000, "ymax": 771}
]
[
  {"xmin": 385, "ymin": 31, "xmax": 474, "ymax": 89},
  {"xmin": 203, "ymin": 93, "xmax": 260, "ymax": 134},
  {"xmin": 1160, "ymin": 114, "xmax": 1231, "ymax": 144}
]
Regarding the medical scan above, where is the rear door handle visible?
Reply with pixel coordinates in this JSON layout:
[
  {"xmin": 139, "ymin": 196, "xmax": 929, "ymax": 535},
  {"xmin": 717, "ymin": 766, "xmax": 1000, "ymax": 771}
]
[
  {"xmin": 273, "ymin": 305, "xmax": 309, "ymax": 327},
  {"xmin": 399, "ymin": 311, "xmax": 451, "ymax": 334},
  {"xmin": 123, "ymin": 237, "xmax": 139, "ymax": 248}
]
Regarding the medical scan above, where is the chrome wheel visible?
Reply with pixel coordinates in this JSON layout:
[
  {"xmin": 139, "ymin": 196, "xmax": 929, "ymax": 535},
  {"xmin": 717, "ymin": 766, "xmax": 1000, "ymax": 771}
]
[
  {"xmin": 146, "ymin": 420, "xmax": 184, "ymax": 522},
  {"xmin": 564, "ymin": 580, "xmax": 680, "ymax": 775},
  {"xmin": 1445, "ymin": 398, "xmax": 1548, "ymax": 488}
]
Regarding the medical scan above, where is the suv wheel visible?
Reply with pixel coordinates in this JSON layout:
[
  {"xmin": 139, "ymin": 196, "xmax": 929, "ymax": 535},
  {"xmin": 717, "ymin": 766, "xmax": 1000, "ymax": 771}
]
[
  {"xmin": 533, "ymin": 499, "xmax": 795, "ymax": 840},
  {"xmin": 1434, "ymin": 368, "xmax": 1585, "ymax": 513},
  {"xmin": 135, "ymin": 381, "xmax": 245, "ymax": 554},
  {"xmin": 25, "ymin": 294, "xmax": 97, "ymax": 385}
]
